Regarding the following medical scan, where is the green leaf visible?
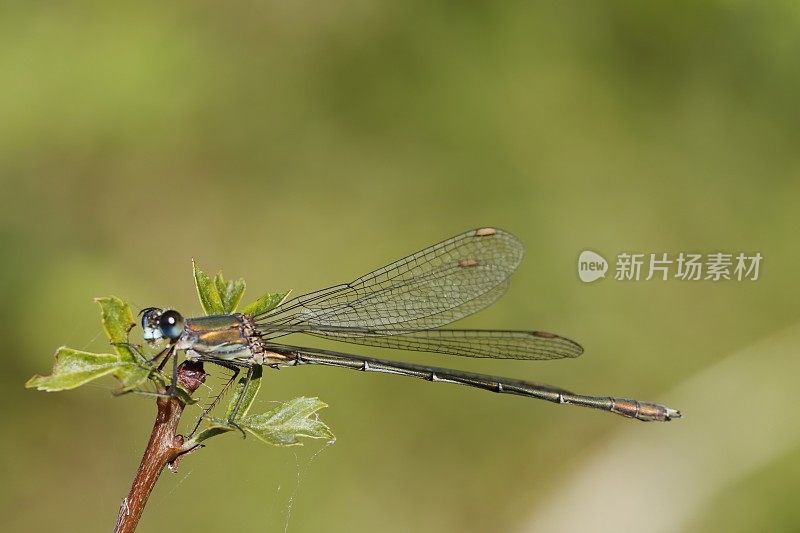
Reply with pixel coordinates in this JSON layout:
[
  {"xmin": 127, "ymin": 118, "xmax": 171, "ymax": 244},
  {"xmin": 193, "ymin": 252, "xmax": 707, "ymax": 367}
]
[
  {"xmin": 26, "ymin": 347, "xmax": 123, "ymax": 391},
  {"xmin": 225, "ymin": 366, "xmax": 263, "ymax": 421},
  {"xmin": 95, "ymin": 296, "xmax": 136, "ymax": 363},
  {"xmin": 94, "ymin": 296, "xmax": 155, "ymax": 390},
  {"xmin": 240, "ymin": 397, "xmax": 335, "ymax": 446},
  {"xmin": 188, "ymin": 395, "xmax": 334, "ymax": 447},
  {"xmin": 186, "ymin": 367, "xmax": 266, "ymax": 447},
  {"xmin": 214, "ymin": 271, "xmax": 246, "ymax": 313},
  {"xmin": 241, "ymin": 290, "xmax": 291, "ymax": 317},
  {"xmin": 193, "ymin": 260, "xmax": 225, "ymax": 315},
  {"xmin": 186, "ymin": 421, "xmax": 236, "ymax": 446},
  {"xmin": 113, "ymin": 363, "xmax": 152, "ymax": 392},
  {"xmin": 27, "ymin": 298, "xmax": 156, "ymax": 392}
]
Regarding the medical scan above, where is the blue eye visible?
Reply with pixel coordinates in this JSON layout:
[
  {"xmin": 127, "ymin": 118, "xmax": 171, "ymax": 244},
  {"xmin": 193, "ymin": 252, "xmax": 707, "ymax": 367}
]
[
  {"xmin": 140, "ymin": 307, "xmax": 164, "ymax": 341},
  {"xmin": 158, "ymin": 310, "xmax": 184, "ymax": 340}
]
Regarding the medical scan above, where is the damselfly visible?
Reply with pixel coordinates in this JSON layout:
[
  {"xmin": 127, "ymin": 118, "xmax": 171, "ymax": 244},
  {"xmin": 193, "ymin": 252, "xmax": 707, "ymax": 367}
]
[{"xmin": 141, "ymin": 228, "xmax": 680, "ymax": 424}]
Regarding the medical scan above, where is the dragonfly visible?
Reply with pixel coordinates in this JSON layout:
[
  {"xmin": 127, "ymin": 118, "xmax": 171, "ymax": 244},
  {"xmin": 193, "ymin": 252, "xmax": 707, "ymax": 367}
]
[{"xmin": 140, "ymin": 227, "xmax": 680, "ymax": 426}]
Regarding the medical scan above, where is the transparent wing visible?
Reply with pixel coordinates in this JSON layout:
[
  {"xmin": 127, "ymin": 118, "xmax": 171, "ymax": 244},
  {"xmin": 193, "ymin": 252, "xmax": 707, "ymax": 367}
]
[
  {"xmin": 256, "ymin": 227, "xmax": 523, "ymax": 333},
  {"xmin": 300, "ymin": 328, "xmax": 584, "ymax": 360}
]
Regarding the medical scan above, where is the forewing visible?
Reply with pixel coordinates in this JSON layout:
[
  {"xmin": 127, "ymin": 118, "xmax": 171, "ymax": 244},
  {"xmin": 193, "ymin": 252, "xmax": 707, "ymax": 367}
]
[{"xmin": 258, "ymin": 228, "xmax": 523, "ymax": 332}]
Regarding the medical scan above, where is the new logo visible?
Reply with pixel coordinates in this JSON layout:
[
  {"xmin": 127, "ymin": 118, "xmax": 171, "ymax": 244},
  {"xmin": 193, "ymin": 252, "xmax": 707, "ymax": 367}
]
[{"xmin": 578, "ymin": 250, "xmax": 608, "ymax": 283}]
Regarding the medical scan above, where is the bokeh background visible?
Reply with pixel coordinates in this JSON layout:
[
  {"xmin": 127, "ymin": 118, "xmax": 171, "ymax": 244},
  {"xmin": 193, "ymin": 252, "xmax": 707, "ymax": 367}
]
[{"xmin": 3, "ymin": 2, "xmax": 800, "ymax": 532}]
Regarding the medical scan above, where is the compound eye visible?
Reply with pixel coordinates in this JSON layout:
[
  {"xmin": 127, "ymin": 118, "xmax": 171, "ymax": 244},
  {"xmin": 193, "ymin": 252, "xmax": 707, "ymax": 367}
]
[
  {"xmin": 140, "ymin": 307, "xmax": 164, "ymax": 342},
  {"xmin": 158, "ymin": 310, "xmax": 184, "ymax": 341}
]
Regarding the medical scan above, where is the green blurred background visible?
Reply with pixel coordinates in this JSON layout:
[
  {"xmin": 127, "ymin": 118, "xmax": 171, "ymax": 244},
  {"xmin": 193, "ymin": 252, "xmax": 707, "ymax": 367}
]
[{"xmin": 3, "ymin": 1, "xmax": 800, "ymax": 532}]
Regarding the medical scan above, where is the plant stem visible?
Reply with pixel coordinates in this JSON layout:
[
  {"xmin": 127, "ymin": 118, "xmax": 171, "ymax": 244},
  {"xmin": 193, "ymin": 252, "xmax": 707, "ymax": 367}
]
[{"xmin": 114, "ymin": 361, "xmax": 206, "ymax": 533}]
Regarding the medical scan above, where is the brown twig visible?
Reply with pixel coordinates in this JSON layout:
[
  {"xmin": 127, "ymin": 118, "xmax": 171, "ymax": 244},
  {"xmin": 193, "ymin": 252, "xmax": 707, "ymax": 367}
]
[{"xmin": 114, "ymin": 361, "xmax": 207, "ymax": 533}]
